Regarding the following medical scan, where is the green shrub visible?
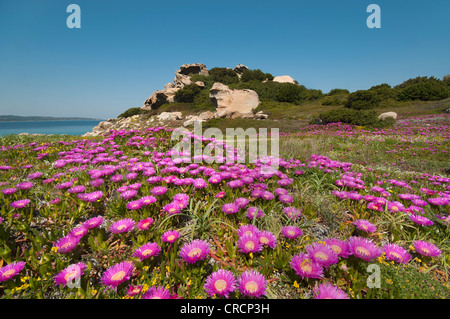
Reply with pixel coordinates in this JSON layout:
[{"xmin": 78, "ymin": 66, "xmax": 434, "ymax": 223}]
[
  {"xmin": 319, "ymin": 108, "xmax": 394, "ymax": 127},
  {"xmin": 328, "ymin": 88, "xmax": 349, "ymax": 95},
  {"xmin": 208, "ymin": 67, "xmax": 239, "ymax": 85},
  {"xmin": 240, "ymin": 69, "xmax": 273, "ymax": 82},
  {"xmin": 276, "ymin": 83, "xmax": 307, "ymax": 103},
  {"xmin": 322, "ymin": 96, "xmax": 346, "ymax": 106},
  {"xmin": 174, "ymin": 83, "xmax": 204, "ymax": 103},
  {"xmin": 345, "ymin": 90, "xmax": 381, "ymax": 110},
  {"xmin": 118, "ymin": 107, "xmax": 144, "ymax": 118},
  {"xmin": 397, "ymin": 80, "xmax": 449, "ymax": 101}
]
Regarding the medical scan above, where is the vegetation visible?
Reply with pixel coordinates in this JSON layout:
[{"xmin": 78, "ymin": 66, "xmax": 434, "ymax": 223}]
[{"xmin": 118, "ymin": 107, "xmax": 144, "ymax": 119}]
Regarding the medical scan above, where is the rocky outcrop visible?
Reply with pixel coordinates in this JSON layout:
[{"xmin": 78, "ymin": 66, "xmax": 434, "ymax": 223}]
[
  {"xmin": 273, "ymin": 75, "xmax": 297, "ymax": 84},
  {"xmin": 378, "ymin": 112, "xmax": 398, "ymax": 120},
  {"xmin": 233, "ymin": 64, "xmax": 249, "ymax": 78},
  {"xmin": 142, "ymin": 87, "xmax": 180, "ymax": 110},
  {"xmin": 157, "ymin": 112, "xmax": 183, "ymax": 121},
  {"xmin": 174, "ymin": 63, "xmax": 209, "ymax": 88},
  {"xmin": 209, "ymin": 83, "xmax": 260, "ymax": 118}
]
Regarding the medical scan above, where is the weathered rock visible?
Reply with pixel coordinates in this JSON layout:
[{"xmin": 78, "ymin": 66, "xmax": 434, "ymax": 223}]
[
  {"xmin": 378, "ymin": 112, "xmax": 397, "ymax": 120},
  {"xmin": 233, "ymin": 64, "xmax": 249, "ymax": 77},
  {"xmin": 273, "ymin": 75, "xmax": 297, "ymax": 84},
  {"xmin": 174, "ymin": 63, "xmax": 208, "ymax": 88},
  {"xmin": 198, "ymin": 111, "xmax": 214, "ymax": 121},
  {"xmin": 209, "ymin": 82, "xmax": 259, "ymax": 118},
  {"xmin": 254, "ymin": 111, "xmax": 269, "ymax": 120},
  {"xmin": 183, "ymin": 115, "xmax": 203, "ymax": 127},
  {"xmin": 157, "ymin": 112, "xmax": 183, "ymax": 122},
  {"xmin": 142, "ymin": 87, "xmax": 180, "ymax": 110}
]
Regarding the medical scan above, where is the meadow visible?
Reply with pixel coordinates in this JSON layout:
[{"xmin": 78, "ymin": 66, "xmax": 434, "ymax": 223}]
[{"xmin": 0, "ymin": 113, "xmax": 449, "ymax": 299}]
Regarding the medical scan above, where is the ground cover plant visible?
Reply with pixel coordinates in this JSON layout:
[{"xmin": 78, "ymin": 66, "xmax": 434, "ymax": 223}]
[{"xmin": 0, "ymin": 114, "xmax": 449, "ymax": 299}]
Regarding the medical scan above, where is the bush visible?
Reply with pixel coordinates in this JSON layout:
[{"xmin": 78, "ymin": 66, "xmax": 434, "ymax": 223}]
[
  {"xmin": 368, "ymin": 83, "xmax": 398, "ymax": 100},
  {"xmin": 118, "ymin": 107, "xmax": 144, "ymax": 118},
  {"xmin": 345, "ymin": 90, "xmax": 381, "ymax": 110},
  {"xmin": 397, "ymin": 80, "xmax": 449, "ymax": 101},
  {"xmin": 328, "ymin": 88, "xmax": 349, "ymax": 96},
  {"xmin": 276, "ymin": 83, "xmax": 307, "ymax": 103},
  {"xmin": 174, "ymin": 83, "xmax": 204, "ymax": 103},
  {"xmin": 240, "ymin": 69, "xmax": 273, "ymax": 82},
  {"xmin": 208, "ymin": 67, "xmax": 239, "ymax": 85},
  {"xmin": 319, "ymin": 108, "xmax": 394, "ymax": 127},
  {"xmin": 322, "ymin": 96, "xmax": 346, "ymax": 106}
]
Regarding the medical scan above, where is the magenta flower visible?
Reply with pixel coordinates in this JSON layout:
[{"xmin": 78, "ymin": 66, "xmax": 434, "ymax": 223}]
[
  {"xmin": 237, "ymin": 270, "xmax": 267, "ymax": 298},
  {"xmin": 53, "ymin": 235, "xmax": 80, "ymax": 253},
  {"xmin": 109, "ymin": 218, "xmax": 135, "ymax": 234},
  {"xmin": 120, "ymin": 189, "xmax": 138, "ymax": 200},
  {"xmin": 10, "ymin": 199, "xmax": 31, "ymax": 209},
  {"xmin": 133, "ymin": 242, "xmax": 161, "ymax": 261},
  {"xmin": 15, "ymin": 181, "xmax": 33, "ymax": 190},
  {"xmin": 193, "ymin": 178, "xmax": 207, "ymax": 189},
  {"xmin": 163, "ymin": 202, "xmax": 181, "ymax": 215},
  {"xmin": 324, "ymin": 238, "xmax": 351, "ymax": 258},
  {"xmin": 382, "ymin": 244, "xmax": 411, "ymax": 264},
  {"xmin": 179, "ymin": 239, "xmax": 210, "ymax": 264},
  {"xmin": 279, "ymin": 194, "xmax": 294, "ymax": 204},
  {"xmin": 136, "ymin": 217, "xmax": 154, "ymax": 230},
  {"xmin": 127, "ymin": 285, "xmax": 143, "ymax": 296},
  {"xmin": 413, "ymin": 240, "xmax": 442, "ymax": 257},
  {"xmin": 142, "ymin": 286, "xmax": 173, "ymax": 299},
  {"xmin": 258, "ymin": 231, "xmax": 277, "ymax": 249},
  {"xmin": 2, "ymin": 188, "xmax": 17, "ymax": 195},
  {"xmin": 409, "ymin": 214, "xmax": 434, "ymax": 226},
  {"xmin": 126, "ymin": 200, "xmax": 143, "ymax": 210},
  {"xmin": 161, "ymin": 230, "xmax": 180, "ymax": 243},
  {"xmin": 69, "ymin": 225, "xmax": 89, "ymax": 238},
  {"xmin": 246, "ymin": 207, "xmax": 265, "ymax": 219},
  {"xmin": 290, "ymin": 253, "xmax": 323, "ymax": 279},
  {"xmin": 353, "ymin": 219, "xmax": 377, "ymax": 233},
  {"xmin": 313, "ymin": 282, "xmax": 349, "ymax": 299},
  {"xmin": 306, "ymin": 242, "xmax": 339, "ymax": 269},
  {"xmin": 204, "ymin": 269, "xmax": 237, "ymax": 298},
  {"xmin": 101, "ymin": 261, "xmax": 134, "ymax": 290},
  {"xmin": 234, "ymin": 197, "xmax": 249, "ymax": 209},
  {"xmin": 77, "ymin": 191, "xmax": 103, "ymax": 202},
  {"xmin": 238, "ymin": 233, "xmax": 263, "ymax": 254},
  {"xmin": 0, "ymin": 261, "xmax": 26, "ymax": 282},
  {"xmin": 67, "ymin": 185, "xmax": 86, "ymax": 194},
  {"xmin": 387, "ymin": 201, "xmax": 405, "ymax": 213},
  {"xmin": 367, "ymin": 201, "xmax": 384, "ymax": 212},
  {"xmin": 53, "ymin": 263, "xmax": 87, "ymax": 287},
  {"xmin": 283, "ymin": 207, "xmax": 302, "ymax": 219},
  {"xmin": 82, "ymin": 216, "xmax": 104, "ymax": 229},
  {"xmin": 222, "ymin": 203, "xmax": 239, "ymax": 215},
  {"xmin": 348, "ymin": 237, "xmax": 382, "ymax": 261},
  {"xmin": 237, "ymin": 224, "xmax": 259, "ymax": 237},
  {"xmin": 281, "ymin": 226, "xmax": 303, "ymax": 239}
]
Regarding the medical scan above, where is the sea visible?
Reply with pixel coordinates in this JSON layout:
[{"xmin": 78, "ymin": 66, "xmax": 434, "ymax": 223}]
[{"xmin": 0, "ymin": 120, "xmax": 102, "ymax": 137}]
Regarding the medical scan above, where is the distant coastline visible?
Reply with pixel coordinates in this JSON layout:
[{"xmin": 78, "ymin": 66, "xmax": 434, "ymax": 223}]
[{"xmin": 0, "ymin": 115, "xmax": 105, "ymax": 122}]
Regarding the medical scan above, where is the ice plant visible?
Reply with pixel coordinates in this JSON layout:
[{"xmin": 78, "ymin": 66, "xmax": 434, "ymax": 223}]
[
  {"xmin": 53, "ymin": 235, "xmax": 80, "ymax": 253},
  {"xmin": 161, "ymin": 230, "xmax": 180, "ymax": 243},
  {"xmin": 306, "ymin": 242, "xmax": 339, "ymax": 268},
  {"xmin": 313, "ymin": 282, "xmax": 350, "ymax": 299},
  {"xmin": 409, "ymin": 214, "xmax": 434, "ymax": 226},
  {"xmin": 237, "ymin": 224, "xmax": 259, "ymax": 237},
  {"xmin": 53, "ymin": 263, "xmax": 87, "ymax": 287},
  {"xmin": 290, "ymin": 253, "xmax": 324, "ymax": 279},
  {"xmin": 222, "ymin": 203, "xmax": 239, "ymax": 215},
  {"xmin": 258, "ymin": 231, "xmax": 277, "ymax": 249},
  {"xmin": 82, "ymin": 216, "xmax": 104, "ymax": 229},
  {"xmin": 281, "ymin": 226, "xmax": 303, "ymax": 239},
  {"xmin": 10, "ymin": 199, "xmax": 31, "ymax": 209},
  {"xmin": 238, "ymin": 233, "xmax": 264, "ymax": 254},
  {"xmin": 348, "ymin": 237, "xmax": 382, "ymax": 261},
  {"xmin": 382, "ymin": 244, "xmax": 412, "ymax": 264},
  {"xmin": 109, "ymin": 218, "xmax": 136, "ymax": 234},
  {"xmin": 324, "ymin": 238, "xmax": 351, "ymax": 258},
  {"xmin": 142, "ymin": 286, "xmax": 172, "ymax": 299},
  {"xmin": 204, "ymin": 269, "xmax": 237, "ymax": 298},
  {"xmin": 101, "ymin": 261, "xmax": 134, "ymax": 290},
  {"xmin": 136, "ymin": 217, "xmax": 154, "ymax": 230},
  {"xmin": 413, "ymin": 240, "xmax": 442, "ymax": 257},
  {"xmin": 0, "ymin": 261, "xmax": 26, "ymax": 282},
  {"xmin": 237, "ymin": 270, "xmax": 267, "ymax": 298},
  {"xmin": 133, "ymin": 242, "xmax": 161, "ymax": 261},
  {"xmin": 179, "ymin": 239, "xmax": 210, "ymax": 264},
  {"xmin": 353, "ymin": 219, "xmax": 377, "ymax": 233}
]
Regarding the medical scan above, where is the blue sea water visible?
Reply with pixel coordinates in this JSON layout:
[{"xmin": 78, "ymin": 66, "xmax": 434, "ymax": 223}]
[{"xmin": 0, "ymin": 120, "xmax": 101, "ymax": 137}]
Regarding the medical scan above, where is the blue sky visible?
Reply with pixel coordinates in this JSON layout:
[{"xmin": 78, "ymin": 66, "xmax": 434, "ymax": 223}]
[{"xmin": 0, "ymin": 0, "xmax": 449, "ymax": 119}]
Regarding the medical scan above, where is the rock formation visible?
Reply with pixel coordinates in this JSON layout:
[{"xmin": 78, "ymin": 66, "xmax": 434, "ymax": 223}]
[
  {"xmin": 273, "ymin": 75, "xmax": 298, "ymax": 85},
  {"xmin": 209, "ymin": 82, "xmax": 260, "ymax": 118},
  {"xmin": 378, "ymin": 112, "xmax": 398, "ymax": 120}
]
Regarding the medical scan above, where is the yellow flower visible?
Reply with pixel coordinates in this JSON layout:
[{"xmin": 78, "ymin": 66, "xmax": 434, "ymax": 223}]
[
  {"xmin": 51, "ymin": 246, "xmax": 59, "ymax": 253},
  {"xmin": 293, "ymin": 281, "xmax": 300, "ymax": 289}
]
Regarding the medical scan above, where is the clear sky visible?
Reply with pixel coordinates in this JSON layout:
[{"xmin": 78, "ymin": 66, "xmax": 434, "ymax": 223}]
[{"xmin": 0, "ymin": 0, "xmax": 449, "ymax": 119}]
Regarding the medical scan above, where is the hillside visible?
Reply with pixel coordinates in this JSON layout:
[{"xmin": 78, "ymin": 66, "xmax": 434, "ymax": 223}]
[{"xmin": 85, "ymin": 63, "xmax": 450, "ymax": 136}]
